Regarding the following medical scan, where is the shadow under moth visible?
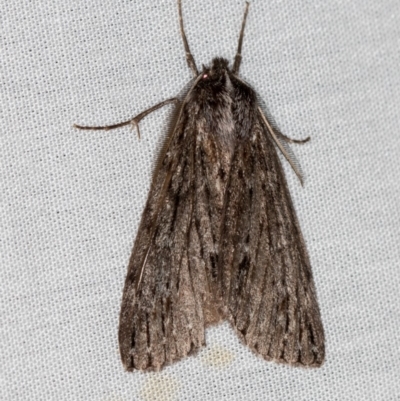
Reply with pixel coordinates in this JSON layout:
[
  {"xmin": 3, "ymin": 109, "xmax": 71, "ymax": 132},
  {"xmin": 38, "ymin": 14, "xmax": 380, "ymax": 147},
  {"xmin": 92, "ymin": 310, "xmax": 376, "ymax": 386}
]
[{"xmin": 75, "ymin": 0, "xmax": 325, "ymax": 371}]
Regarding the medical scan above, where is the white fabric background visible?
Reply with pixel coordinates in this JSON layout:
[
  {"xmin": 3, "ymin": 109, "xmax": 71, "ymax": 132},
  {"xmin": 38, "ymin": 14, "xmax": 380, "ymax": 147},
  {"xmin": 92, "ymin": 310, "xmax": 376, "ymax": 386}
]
[{"xmin": 2, "ymin": 0, "xmax": 400, "ymax": 399}]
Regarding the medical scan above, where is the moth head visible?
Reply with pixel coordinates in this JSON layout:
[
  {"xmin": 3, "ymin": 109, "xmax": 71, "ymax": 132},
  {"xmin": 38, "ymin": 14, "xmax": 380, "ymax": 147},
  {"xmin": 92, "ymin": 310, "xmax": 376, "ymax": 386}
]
[{"xmin": 201, "ymin": 57, "xmax": 230, "ymax": 81}]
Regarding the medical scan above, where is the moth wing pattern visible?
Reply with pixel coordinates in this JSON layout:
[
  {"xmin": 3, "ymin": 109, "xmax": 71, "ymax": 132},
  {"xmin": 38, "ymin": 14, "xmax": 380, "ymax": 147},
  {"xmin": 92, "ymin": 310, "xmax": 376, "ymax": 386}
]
[
  {"xmin": 118, "ymin": 85, "xmax": 232, "ymax": 371},
  {"xmin": 219, "ymin": 77, "xmax": 325, "ymax": 367}
]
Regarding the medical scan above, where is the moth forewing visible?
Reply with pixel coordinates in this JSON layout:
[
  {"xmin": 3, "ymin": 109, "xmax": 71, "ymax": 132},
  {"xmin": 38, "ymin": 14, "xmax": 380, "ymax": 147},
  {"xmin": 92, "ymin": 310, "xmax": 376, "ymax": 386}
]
[{"xmin": 75, "ymin": 0, "xmax": 324, "ymax": 371}]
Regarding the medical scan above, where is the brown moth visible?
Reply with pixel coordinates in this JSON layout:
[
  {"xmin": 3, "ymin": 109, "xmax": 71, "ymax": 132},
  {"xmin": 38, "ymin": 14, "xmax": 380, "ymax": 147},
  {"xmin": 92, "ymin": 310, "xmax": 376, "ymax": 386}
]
[{"xmin": 75, "ymin": 0, "xmax": 325, "ymax": 371}]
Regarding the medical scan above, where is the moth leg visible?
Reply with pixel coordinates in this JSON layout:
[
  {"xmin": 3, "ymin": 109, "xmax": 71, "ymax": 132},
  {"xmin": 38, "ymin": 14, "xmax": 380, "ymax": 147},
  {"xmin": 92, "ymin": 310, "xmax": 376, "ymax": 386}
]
[
  {"xmin": 259, "ymin": 111, "xmax": 310, "ymax": 144},
  {"xmin": 258, "ymin": 107, "xmax": 306, "ymax": 186},
  {"xmin": 232, "ymin": 2, "xmax": 250, "ymax": 75},
  {"xmin": 74, "ymin": 98, "xmax": 179, "ymax": 139},
  {"xmin": 177, "ymin": 0, "xmax": 198, "ymax": 77},
  {"xmin": 275, "ymin": 131, "xmax": 310, "ymax": 144}
]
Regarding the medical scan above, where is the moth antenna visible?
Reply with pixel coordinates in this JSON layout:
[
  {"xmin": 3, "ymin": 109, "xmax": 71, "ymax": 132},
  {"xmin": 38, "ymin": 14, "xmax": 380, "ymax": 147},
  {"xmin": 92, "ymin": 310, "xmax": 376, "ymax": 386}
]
[
  {"xmin": 178, "ymin": 0, "xmax": 198, "ymax": 77},
  {"xmin": 232, "ymin": 2, "xmax": 250, "ymax": 75}
]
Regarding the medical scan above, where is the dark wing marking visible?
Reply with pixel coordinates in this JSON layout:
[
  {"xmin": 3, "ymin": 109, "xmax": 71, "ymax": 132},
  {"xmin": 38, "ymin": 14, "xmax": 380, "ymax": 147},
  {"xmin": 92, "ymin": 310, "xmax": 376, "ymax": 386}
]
[
  {"xmin": 219, "ymin": 113, "xmax": 325, "ymax": 367},
  {"xmin": 118, "ymin": 102, "xmax": 225, "ymax": 371}
]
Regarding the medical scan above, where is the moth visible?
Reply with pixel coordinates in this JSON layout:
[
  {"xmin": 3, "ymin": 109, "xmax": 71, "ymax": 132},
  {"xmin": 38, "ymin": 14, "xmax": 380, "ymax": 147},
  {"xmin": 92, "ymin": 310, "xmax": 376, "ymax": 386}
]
[{"xmin": 75, "ymin": 0, "xmax": 325, "ymax": 371}]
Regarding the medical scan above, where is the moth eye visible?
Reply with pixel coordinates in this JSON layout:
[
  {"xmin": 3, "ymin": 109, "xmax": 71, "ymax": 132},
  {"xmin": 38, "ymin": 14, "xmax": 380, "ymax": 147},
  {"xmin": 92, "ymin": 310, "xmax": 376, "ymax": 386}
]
[{"xmin": 202, "ymin": 73, "xmax": 208, "ymax": 79}]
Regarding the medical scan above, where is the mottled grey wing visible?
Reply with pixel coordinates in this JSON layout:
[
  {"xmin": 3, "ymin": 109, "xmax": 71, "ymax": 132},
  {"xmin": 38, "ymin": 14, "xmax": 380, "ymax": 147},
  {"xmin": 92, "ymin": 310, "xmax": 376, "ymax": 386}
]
[
  {"xmin": 219, "ymin": 114, "xmax": 325, "ymax": 367},
  {"xmin": 118, "ymin": 108, "xmax": 222, "ymax": 371}
]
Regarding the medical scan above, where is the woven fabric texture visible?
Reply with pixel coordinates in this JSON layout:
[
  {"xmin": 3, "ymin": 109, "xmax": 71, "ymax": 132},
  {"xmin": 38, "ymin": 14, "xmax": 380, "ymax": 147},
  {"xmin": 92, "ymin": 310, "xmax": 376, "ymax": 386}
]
[{"xmin": 2, "ymin": 0, "xmax": 400, "ymax": 400}]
